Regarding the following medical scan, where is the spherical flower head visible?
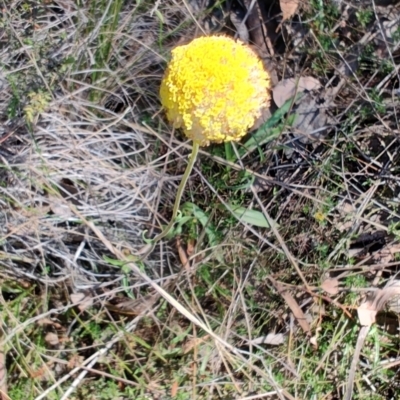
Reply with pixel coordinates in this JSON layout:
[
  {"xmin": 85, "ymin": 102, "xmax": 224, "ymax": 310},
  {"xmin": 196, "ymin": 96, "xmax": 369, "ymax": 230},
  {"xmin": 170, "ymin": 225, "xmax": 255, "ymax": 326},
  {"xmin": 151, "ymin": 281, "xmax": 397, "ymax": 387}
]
[{"xmin": 160, "ymin": 36, "xmax": 271, "ymax": 146}]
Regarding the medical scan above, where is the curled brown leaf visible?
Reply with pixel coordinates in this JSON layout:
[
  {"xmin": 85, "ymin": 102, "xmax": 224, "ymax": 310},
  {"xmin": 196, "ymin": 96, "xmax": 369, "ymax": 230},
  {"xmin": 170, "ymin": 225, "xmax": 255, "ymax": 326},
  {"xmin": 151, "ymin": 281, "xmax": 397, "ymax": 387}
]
[{"xmin": 357, "ymin": 280, "xmax": 400, "ymax": 326}]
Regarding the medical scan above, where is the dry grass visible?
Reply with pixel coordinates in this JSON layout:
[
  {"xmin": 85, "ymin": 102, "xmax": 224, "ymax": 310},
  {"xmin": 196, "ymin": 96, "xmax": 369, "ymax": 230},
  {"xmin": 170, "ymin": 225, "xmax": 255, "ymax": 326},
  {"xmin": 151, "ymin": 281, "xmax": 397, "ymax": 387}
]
[{"xmin": 0, "ymin": 0, "xmax": 400, "ymax": 399}]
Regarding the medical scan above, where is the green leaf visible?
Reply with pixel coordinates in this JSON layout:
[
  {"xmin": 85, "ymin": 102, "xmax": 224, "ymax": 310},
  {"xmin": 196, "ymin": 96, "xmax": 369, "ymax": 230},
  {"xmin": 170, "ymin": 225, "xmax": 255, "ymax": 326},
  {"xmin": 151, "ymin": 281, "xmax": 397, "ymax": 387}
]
[
  {"xmin": 230, "ymin": 205, "xmax": 277, "ymax": 228},
  {"xmin": 170, "ymin": 215, "xmax": 193, "ymax": 237},
  {"xmin": 154, "ymin": 9, "xmax": 164, "ymax": 23},
  {"xmin": 234, "ymin": 94, "xmax": 302, "ymax": 162},
  {"xmin": 181, "ymin": 202, "xmax": 218, "ymax": 247},
  {"xmin": 103, "ymin": 255, "xmax": 126, "ymax": 267}
]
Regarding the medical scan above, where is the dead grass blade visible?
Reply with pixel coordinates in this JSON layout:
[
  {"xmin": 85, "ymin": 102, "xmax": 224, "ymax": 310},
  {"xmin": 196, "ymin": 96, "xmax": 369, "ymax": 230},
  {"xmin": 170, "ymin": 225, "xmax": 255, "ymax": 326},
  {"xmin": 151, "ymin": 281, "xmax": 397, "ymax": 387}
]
[
  {"xmin": 0, "ymin": 337, "xmax": 8, "ymax": 400},
  {"xmin": 344, "ymin": 326, "xmax": 370, "ymax": 400}
]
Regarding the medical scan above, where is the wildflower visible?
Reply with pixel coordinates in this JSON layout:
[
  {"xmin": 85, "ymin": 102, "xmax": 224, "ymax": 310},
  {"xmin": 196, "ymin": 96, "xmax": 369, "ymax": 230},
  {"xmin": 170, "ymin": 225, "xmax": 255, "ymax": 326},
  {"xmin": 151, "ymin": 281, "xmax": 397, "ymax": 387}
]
[
  {"xmin": 149, "ymin": 36, "xmax": 270, "ymax": 245},
  {"xmin": 160, "ymin": 35, "xmax": 271, "ymax": 146}
]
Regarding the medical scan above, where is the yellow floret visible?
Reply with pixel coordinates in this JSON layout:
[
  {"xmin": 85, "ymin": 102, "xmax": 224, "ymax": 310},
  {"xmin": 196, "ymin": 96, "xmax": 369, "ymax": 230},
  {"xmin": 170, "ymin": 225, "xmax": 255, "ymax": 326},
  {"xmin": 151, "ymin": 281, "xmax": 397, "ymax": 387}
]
[{"xmin": 160, "ymin": 35, "xmax": 271, "ymax": 146}]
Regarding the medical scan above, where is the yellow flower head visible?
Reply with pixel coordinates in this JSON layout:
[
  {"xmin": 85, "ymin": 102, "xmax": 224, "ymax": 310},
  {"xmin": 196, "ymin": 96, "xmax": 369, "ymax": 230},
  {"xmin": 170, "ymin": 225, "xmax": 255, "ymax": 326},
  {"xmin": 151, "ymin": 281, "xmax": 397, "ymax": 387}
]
[{"xmin": 160, "ymin": 36, "xmax": 271, "ymax": 146}]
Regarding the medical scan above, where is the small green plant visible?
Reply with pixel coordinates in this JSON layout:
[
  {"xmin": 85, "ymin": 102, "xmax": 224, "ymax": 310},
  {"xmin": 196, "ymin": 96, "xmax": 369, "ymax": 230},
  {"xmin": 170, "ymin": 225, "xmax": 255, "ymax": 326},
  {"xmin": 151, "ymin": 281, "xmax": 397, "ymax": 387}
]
[
  {"xmin": 311, "ymin": 55, "xmax": 330, "ymax": 75},
  {"xmin": 388, "ymin": 221, "xmax": 400, "ymax": 239},
  {"xmin": 393, "ymin": 26, "xmax": 400, "ymax": 43},
  {"xmin": 356, "ymin": 9, "xmax": 373, "ymax": 28},
  {"xmin": 369, "ymin": 88, "xmax": 386, "ymax": 114},
  {"xmin": 309, "ymin": 0, "xmax": 340, "ymax": 32},
  {"xmin": 314, "ymin": 210, "xmax": 327, "ymax": 224},
  {"xmin": 380, "ymin": 58, "xmax": 394, "ymax": 75},
  {"xmin": 345, "ymin": 274, "xmax": 367, "ymax": 289},
  {"xmin": 24, "ymin": 90, "xmax": 51, "ymax": 124},
  {"xmin": 316, "ymin": 242, "xmax": 330, "ymax": 258},
  {"xmin": 344, "ymin": 274, "xmax": 367, "ymax": 302}
]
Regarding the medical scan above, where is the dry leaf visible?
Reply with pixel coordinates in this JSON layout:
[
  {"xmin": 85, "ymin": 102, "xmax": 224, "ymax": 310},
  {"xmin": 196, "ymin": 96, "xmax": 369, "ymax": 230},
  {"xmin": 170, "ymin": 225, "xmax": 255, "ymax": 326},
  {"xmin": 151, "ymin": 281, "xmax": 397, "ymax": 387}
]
[
  {"xmin": 273, "ymin": 77, "xmax": 321, "ymax": 108},
  {"xmin": 177, "ymin": 238, "xmax": 190, "ymax": 271},
  {"xmin": 281, "ymin": 88, "xmax": 333, "ymax": 158},
  {"xmin": 70, "ymin": 292, "xmax": 93, "ymax": 311},
  {"xmin": 338, "ymin": 202, "xmax": 356, "ymax": 215},
  {"xmin": 372, "ymin": 243, "xmax": 400, "ymax": 264},
  {"xmin": 280, "ymin": 0, "xmax": 299, "ymax": 21},
  {"xmin": 271, "ymin": 75, "xmax": 330, "ymax": 151},
  {"xmin": 49, "ymin": 197, "xmax": 73, "ymax": 218},
  {"xmin": 357, "ymin": 300, "xmax": 377, "ymax": 327},
  {"xmin": 45, "ymin": 332, "xmax": 59, "ymax": 346},
  {"xmin": 357, "ymin": 280, "xmax": 400, "ymax": 326},
  {"xmin": 269, "ymin": 277, "xmax": 311, "ymax": 334},
  {"xmin": 249, "ymin": 333, "xmax": 285, "ymax": 346},
  {"xmin": 171, "ymin": 380, "xmax": 179, "ymax": 398},
  {"xmin": 321, "ymin": 278, "xmax": 340, "ymax": 295},
  {"xmin": 186, "ymin": 239, "xmax": 195, "ymax": 256}
]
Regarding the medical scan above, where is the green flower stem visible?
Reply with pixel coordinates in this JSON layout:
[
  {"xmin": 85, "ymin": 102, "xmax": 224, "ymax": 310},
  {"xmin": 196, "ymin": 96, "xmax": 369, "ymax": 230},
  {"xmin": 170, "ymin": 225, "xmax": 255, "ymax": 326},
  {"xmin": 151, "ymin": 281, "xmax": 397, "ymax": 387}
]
[{"xmin": 152, "ymin": 141, "xmax": 200, "ymax": 243}]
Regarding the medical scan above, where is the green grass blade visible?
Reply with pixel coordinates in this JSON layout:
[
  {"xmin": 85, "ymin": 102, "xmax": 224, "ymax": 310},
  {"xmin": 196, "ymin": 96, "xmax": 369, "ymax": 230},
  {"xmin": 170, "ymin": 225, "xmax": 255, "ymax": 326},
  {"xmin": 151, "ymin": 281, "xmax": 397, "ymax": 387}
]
[{"xmin": 235, "ymin": 95, "xmax": 302, "ymax": 161}]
